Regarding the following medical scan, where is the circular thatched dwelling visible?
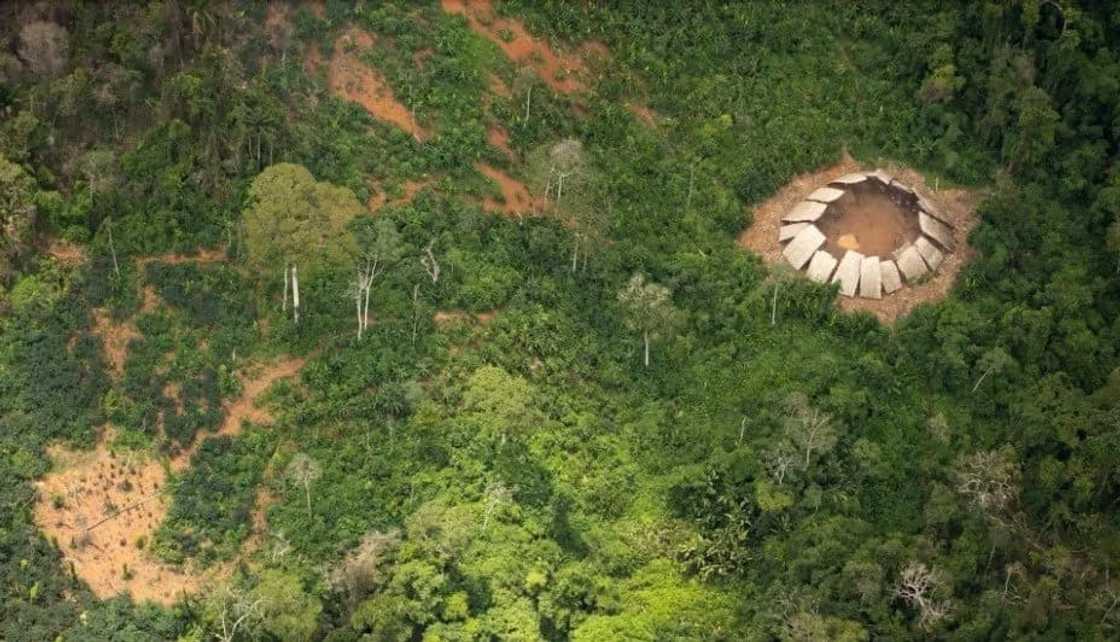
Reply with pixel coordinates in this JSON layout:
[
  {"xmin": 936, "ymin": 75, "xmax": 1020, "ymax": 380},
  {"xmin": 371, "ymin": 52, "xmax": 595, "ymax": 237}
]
[{"xmin": 777, "ymin": 170, "xmax": 955, "ymax": 300}]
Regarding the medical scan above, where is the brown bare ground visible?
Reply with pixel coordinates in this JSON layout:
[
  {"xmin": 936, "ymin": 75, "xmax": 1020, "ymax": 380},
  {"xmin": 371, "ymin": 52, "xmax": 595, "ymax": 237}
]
[
  {"xmin": 442, "ymin": 0, "xmax": 587, "ymax": 94},
  {"xmin": 44, "ymin": 239, "xmax": 86, "ymax": 265},
  {"xmin": 34, "ymin": 357, "xmax": 305, "ymax": 605},
  {"xmin": 738, "ymin": 153, "xmax": 980, "ymax": 323},
  {"xmin": 91, "ymin": 309, "xmax": 140, "ymax": 377},
  {"xmin": 368, "ymin": 178, "xmax": 436, "ymax": 213},
  {"xmin": 475, "ymin": 162, "xmax": 542, "ymax": 216},
  {"xmin": 328, "ymin": 28, "xmax": 428, "ymax": 140},
  {"xmin": 487, "ymin": 124, "xmax": 515, "ymax": 160},
  {"xmin": 817, "ymin": 185, "xmax": 921, "ymax": 257}
]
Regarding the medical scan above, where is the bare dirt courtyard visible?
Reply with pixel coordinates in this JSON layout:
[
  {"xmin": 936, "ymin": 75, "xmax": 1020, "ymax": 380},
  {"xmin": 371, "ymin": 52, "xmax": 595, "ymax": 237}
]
[{"xmin": 738, "ymin": 154, "xmax": 981, "ymax": 323}]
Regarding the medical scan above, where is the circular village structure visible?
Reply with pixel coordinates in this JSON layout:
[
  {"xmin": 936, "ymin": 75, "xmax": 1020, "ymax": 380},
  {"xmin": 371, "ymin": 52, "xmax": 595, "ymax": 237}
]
[{"xmin": 777, "ymin": 170, "xmax": 955, "ymax": 299}]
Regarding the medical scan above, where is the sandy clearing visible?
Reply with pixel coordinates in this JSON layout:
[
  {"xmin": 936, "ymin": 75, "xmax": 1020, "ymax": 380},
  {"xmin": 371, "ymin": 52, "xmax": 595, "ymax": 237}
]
[
  {"xmin": 34, "ymin": 357, "xmax": 306, "ymax": 605},
  {"xmin": 738, "ymin": 153, "xmax": 979, "ymax": 323}
]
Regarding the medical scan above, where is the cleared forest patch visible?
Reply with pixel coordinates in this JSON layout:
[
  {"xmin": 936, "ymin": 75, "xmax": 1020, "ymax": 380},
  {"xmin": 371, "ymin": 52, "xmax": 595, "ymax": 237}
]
[
  {"xmin": 327, "ymin": 28, "xmax": 428, "ymax": 140},
  {"xmin": 739, "ymin": 154, "xmax": 979, "ymax": 323},
  {"xmin": 442, "ymin": 0, "xmax": 587, "ymax": 94},
  {"xmin": 34, "ymin": 357, "xmax": 305, "ymax": 605},
  {"xmin": 475, "ymin": 162, "xmax": 541, "ymax": 216},
  {"xmin": 90, "ymin": 309, "xmax": 140, "ymax": 377}
]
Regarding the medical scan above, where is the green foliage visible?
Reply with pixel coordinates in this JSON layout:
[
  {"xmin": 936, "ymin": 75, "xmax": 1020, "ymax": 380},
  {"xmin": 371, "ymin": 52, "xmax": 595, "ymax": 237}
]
[
  {"xmin": 156, "ymin": 433, "xmax": 269, "ymax": 565},
  {"xmin": 243, "ymin": 163, "xmax": 362, "ymax": 275},
  {"xmin": 1, "ymin": 1, "xmax": 1119, "ymax": 640}
]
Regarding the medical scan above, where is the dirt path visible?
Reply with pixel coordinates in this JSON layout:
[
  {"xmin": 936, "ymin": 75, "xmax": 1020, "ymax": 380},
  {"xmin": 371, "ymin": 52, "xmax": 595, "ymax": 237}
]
[
  {"xmin": 442, "ymin": 0, "xmax": 587, "ymax": 94},
  {"xmin": 327, "ymin": 28, "xmax": 428, "ymax": 140},
  {"xmin": 738, "ymin": 153, "xmax": 979, "ymax": 323},
  {"xmin": 34, "ymin": 357, "xmax": 306, "ymax": 605}
]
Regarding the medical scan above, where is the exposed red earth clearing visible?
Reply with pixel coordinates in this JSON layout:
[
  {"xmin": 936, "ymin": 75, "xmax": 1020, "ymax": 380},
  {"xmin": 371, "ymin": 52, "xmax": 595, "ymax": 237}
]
[
  {"xmin": 34, "ymin": 358, "xmax": 305, "ymax": 605},
  {"xmin": 442, "ymin": 0, "xmax": 587, "ymax": 94},
  {"xmin": 475, "ymin": 162, "xmax": 541, "ymax": 216},
  {"xmin": 328, "ymin": 28, "xmax": 428, "ymax": 140},
  {"xmin": 487, "ymin": 124, "xmax": 515, "ymax": 160}
]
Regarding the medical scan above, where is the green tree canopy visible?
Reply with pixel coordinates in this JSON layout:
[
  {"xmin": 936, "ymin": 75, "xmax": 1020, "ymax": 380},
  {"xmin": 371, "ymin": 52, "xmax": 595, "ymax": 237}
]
[{"xmin": 243, "ymin": 163, "xmax": 360, "ymax": 277}]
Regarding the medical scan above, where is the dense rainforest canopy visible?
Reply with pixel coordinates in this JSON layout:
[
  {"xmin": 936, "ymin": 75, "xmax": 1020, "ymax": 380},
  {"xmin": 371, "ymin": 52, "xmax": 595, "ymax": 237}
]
[{"xmin": 1, "ymin": 1, "xmax": 1119, "ymax": 640}]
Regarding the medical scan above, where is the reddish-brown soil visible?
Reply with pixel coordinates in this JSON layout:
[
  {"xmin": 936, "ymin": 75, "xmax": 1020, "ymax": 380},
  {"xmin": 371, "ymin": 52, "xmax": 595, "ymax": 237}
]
[
  {"xmin": 442, "ymin": 0, "xmax": 587, "ymax": 94},
  {"xmin": 34, "ymin": 357, "xmax": 305, "ymax": 605},
  {"xmin": 169, "ymin": 357, "xmax": 305, "ymax": 472},
  {"xmin": 367, "ymin": 178, "xmax": 436, "ymax": 213},
  {"xmin": 738, "ymin": 153, "xmax": 980, "ymax": 323},
  {"xmin": 327, "ymin": 28, "xmax": 428, "ymax": 140},
  {"xmin": 475, "ymin": 162, "xmax": 541, "ymax": 216},
  {"xmin": 487, "ymin": 125, "xmax": 515, "ymax": 160},
  {"xmin": 816, "ymin": 184, "xmax": 921, "ymax": 257}
]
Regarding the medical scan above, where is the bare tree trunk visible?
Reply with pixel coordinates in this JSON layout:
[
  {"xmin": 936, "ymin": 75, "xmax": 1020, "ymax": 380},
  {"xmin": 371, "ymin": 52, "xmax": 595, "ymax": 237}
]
[
  {"xmin": 411, "ymin": 284, "xmax": 420, "ymax": 344},
  {"xmin": 292, "ymin": 264, "xmax": 300, "ymax": 324},
  {"xmin": 686, "ymin": 162, "xmax": 696, "ymax": 210},
  {"xmin": 771, "ymin": 283, "xmax": 779, "ymax": 326},
  {"xmin": 363, "ymin": 279, "xmax": 371, "ymax": 333},
  {"xmin": 107, "ymin": 217, "xmax": 120, "ymax": 278},
  {"xmin": 571, "ymin": 235, "xmax": 579, "ymax": 273},
  {"xmin": 282, "ymin": 264, "xmax": 289, "ymax": 312},
  {"xmin": 355, "ymin": 289, "xmax": 363, "ymax": 340},
  {"xmin": 523, "ymin": 85, "xmax": 532, "ymax": 122},
  {"xmin": 972, "ymin": 367, "xmax": 993, "ymax": 393},
  {"xmin": 643, "ymin": 331, "xmax": 650, "ymax": 368},
  {"xmin": 304, "ymin": 482, "xmax": 312, "ymax": 517}
]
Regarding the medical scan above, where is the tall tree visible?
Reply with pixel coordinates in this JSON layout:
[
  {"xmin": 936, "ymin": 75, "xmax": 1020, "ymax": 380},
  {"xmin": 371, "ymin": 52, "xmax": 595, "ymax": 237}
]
[
  {"xmin": 350, "ymin": 217, "xmax": 405, "ymax": 339},
  {"xmin": 617, "ymin": 273, "xmax": 684, "ymax": 368},
  {"xmin": 243, "ymin": 163, "xmax": 360, "ymax": 323}
]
